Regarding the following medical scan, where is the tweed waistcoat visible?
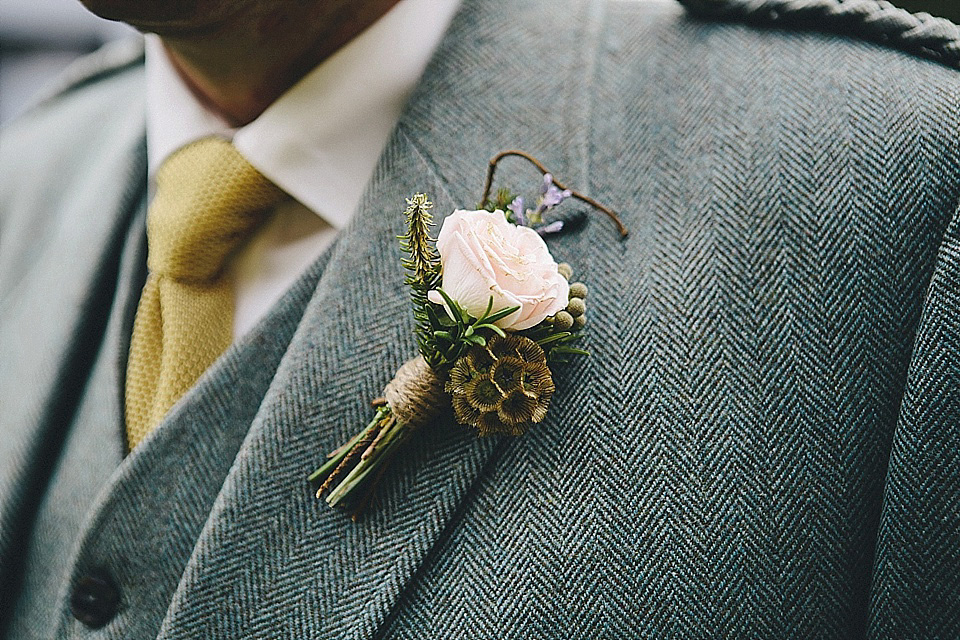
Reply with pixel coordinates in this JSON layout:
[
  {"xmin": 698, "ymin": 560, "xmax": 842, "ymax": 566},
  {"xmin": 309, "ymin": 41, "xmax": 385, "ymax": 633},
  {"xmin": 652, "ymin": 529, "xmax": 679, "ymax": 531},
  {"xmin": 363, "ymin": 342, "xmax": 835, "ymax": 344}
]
[
  {"xmin": 2, "ymin": 0, "xmax": 960, "ymax": 637},
  {"xmin": 3, "ymin": 189, "xmax": 333, "ymax": 636}
]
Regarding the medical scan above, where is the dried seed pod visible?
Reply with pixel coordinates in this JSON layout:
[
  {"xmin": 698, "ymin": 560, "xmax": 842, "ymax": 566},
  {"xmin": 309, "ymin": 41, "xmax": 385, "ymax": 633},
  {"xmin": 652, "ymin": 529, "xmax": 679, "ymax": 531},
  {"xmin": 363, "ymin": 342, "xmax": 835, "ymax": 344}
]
[
  {"xmin": 498, "ymin": 388, "xmax": 539, "ymax": 424},
  {"xmin": 568, "ymin": 282, "xmax": 588, "ymax": 299},
  {"xmin": 465, "ymin": 346, "xmax": 495, "ymax": 373},
  {"xmin": 521, "ymin": 364, "xmax": 554, "ymax": 396},
  {"xmin": 573, "ymin": 314, "xmax": 587, "ymax": 330},
  {"xmin": 479, "ymin": 411, "xmax": 523, "ymax": 437},
  {"xmin": 447, "ymin": 334, "xmax": 555, "ymax": 437},
  {"xmin": 553, "ymin": 311, "xmax": 574, "ymax": 331},
  {"xmin": 557, "ymin": 263, "xmax": 573, "ymax": 280},
  {"xmin": 566, "ymin": 297, "xmax": 586, "ymax": 318},
  {"xmin": 463, "ymin": 376, "xmax": 503, "ymax": 413},
  {"xmin": 452, "ymin": 392, "xmax": 483, "ymax": 425},
  {"xmin": 446, "ymin": 359, "xmax": 473, "ymax": 392},
  {"xmin": 514, "ymin": 337, "xmax": 547, "ymax": 364},
  {"xmin": 491, "ymin": 356, "xmax": 525, "ymax": 391}
]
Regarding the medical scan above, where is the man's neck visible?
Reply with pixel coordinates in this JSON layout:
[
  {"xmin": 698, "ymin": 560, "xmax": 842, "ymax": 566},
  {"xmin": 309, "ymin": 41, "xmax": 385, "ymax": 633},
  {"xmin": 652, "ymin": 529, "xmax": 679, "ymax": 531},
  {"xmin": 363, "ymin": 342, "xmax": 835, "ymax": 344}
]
[{"xmin": 158, "ymin": 0, "xmax": 402, "ymax": 127}]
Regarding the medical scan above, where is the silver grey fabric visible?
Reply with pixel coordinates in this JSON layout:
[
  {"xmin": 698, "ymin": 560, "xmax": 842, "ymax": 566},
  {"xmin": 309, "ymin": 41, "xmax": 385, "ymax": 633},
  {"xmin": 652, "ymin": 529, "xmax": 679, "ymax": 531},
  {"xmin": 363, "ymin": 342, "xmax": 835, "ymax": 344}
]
[
  {"xmin": 2, "ymin": 0, "xmax": 960, "ymax": 637},
  {"xmin": 5, "ymin": 189, "xmax": 145, "ymax": 638}
]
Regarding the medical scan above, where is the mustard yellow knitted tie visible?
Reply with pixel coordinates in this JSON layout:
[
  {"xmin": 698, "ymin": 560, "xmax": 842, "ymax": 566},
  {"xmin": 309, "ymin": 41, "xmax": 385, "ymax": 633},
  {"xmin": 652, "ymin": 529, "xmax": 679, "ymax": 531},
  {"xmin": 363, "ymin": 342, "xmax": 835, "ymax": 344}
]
[{"xmin": 125, "ymin": 137, "xmax": 287, "ymax": 450}]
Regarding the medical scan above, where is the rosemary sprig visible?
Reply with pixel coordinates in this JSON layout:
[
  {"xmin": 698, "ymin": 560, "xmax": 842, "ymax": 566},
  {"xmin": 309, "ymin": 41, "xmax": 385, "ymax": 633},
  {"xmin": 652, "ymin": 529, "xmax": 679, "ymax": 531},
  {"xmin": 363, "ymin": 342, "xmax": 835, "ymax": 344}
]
[{"xmin": 429, "ymin": 291, "xmax": 520, "ymax": 369}]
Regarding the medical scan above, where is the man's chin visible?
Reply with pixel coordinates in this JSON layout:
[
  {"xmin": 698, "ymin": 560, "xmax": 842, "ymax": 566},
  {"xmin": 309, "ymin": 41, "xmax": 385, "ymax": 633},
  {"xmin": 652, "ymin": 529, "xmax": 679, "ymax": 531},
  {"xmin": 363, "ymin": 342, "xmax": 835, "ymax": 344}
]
[{"xmin": 77, "ymin": 0, "xmax": 237, "ymax": 35}]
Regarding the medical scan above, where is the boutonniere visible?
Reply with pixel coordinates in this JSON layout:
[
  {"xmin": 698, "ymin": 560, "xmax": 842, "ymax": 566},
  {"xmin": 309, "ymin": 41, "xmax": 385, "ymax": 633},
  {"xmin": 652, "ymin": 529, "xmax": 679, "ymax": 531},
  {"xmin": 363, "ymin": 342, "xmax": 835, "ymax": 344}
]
[{"xmin": 309, "ymin": 151, "xmax": 627, "ymax": 520}]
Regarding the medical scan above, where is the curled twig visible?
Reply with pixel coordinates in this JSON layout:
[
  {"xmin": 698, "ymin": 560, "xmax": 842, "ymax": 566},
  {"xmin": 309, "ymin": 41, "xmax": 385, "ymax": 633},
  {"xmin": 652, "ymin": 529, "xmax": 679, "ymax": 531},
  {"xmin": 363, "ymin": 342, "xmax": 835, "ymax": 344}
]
[{"xmin": 480, "ymin": 150, "xmax": 628, "ymax": 238}]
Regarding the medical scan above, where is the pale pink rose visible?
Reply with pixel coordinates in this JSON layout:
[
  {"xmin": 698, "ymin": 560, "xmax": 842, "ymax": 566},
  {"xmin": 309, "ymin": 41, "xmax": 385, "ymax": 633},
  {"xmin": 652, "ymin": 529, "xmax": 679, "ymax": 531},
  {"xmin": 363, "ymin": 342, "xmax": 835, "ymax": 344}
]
[{"xmin": 427, "ymin": 209, "xmax": 569, "ymax": 331}]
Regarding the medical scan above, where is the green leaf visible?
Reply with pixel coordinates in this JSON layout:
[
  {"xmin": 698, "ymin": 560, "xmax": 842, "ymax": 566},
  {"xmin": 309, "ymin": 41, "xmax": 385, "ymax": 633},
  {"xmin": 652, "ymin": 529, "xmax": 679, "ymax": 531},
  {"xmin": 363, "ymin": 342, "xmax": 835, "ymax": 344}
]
[
  {"xmin": 425, "ymin": 303, "xmax": 441, "ymax": 326},
  {"xmin": 483, "ymin": 305, "xmax": 521, "ymax": 326},
  {"xmin": 536, "ymin": 332, "xmax": 573, "ymax": 347},
  {"xmin": 477, "ymin": 296, "xmax": 494, "ymax": 322},
  {"xmin": 436, "ymin": 289, "xmax": 469, "ymax": 329},
  {"xmin": 474, "ymin": 323, "xmax": 506, "ymax": 338},
  {"xmin": 551, "ymin": 346, "xmax": 590, "ymax": 356},
  {"xmin": 466, "ymin": 334, "xmax": 487, "ymax": 346}
]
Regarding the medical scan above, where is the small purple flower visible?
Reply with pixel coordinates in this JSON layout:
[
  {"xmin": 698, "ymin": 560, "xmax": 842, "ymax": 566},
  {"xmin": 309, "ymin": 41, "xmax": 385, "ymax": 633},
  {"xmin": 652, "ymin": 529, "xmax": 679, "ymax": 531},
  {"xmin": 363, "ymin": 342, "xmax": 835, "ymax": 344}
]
[
  {"xmin": 535, "ymin": 174, "xmax": 572, "ymax": 217},
  {"xmin": 505, "ymin": 174, "xmax": 574, "ymax": 229},
  {"xmin": 539, "ymin": 173, "xmax": 554, "ymax": 196},
  {"xmin": 536, "ymin": 220, "xmax": 565, "ymax": 236},
  {"xmin": 508, "ymin": 196, "xmax": 526, "ymax": 226}
]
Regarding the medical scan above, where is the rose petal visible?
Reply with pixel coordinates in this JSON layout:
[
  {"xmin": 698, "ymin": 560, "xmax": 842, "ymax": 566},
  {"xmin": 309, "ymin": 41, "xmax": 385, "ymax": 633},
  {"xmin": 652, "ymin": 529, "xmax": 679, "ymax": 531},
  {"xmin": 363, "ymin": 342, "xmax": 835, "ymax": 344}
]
[
  {"xmin": 440, "ymin": 235, "xmax": 502, "ymax": 319},
  {"xmin": 433, "ymin": 209, "xmax": 570, "ymax": 331}
]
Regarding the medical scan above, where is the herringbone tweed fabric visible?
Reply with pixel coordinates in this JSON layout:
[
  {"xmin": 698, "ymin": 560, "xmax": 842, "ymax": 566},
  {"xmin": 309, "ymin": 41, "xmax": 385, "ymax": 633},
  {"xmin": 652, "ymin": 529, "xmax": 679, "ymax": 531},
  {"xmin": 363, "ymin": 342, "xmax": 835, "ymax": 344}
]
[{"xmin": 1, "ymin": 0, "xmax": 959, "ymax": 638}]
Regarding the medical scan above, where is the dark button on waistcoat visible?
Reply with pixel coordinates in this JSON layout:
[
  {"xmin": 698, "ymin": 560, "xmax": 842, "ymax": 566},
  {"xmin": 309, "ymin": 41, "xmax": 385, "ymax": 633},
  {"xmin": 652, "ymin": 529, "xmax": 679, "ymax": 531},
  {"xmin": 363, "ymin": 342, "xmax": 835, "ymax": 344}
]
[{"xmin": 70, "ymin": 571, "xmax": 120, "ymax": 629}]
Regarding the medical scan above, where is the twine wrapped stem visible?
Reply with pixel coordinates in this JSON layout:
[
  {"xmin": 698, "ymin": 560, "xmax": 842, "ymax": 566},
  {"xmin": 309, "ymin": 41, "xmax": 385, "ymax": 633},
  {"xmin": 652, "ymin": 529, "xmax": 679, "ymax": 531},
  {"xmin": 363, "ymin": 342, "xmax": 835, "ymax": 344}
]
[
  {"xmin": 384, "ymin": 355, "xmax": 447, "ymax": 427},
  {"xmin": 309, "ymin": 355, "xmax": 447, "ymax": 519}
]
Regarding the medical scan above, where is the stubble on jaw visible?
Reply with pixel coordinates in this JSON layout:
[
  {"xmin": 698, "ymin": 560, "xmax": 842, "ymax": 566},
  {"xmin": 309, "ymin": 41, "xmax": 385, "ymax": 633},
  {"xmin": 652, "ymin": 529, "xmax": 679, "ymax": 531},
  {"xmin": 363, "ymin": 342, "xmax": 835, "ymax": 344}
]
[
  {"xmin": 78, "ymin": 0, "xmax": 243, "ymax": 34},
  {"xmin": 76, "ymin": 0, "xmax": 402, "ymax": 126},
  {"xmin": 77, "ymin": 0, "xmax": 363, "ymax": 40}
]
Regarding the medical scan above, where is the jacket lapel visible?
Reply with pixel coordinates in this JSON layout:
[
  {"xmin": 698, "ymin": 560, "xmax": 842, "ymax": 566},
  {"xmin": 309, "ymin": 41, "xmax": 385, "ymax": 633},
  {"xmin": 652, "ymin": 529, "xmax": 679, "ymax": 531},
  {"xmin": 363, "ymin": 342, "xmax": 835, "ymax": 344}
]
[
  {"xmin": 868, "ymin": 201, "xmax": 960, "ymax": 635},
  {"xmin": 0, "ymin": 95, "xmax": 146, "ymax": 592},
  {"xmin": 157, "ymin": 128, "xmax": 500, "ymax": 639},
  {"xmin": 157, "ymin": 0, "xmax": 599, "ymax": 636}
]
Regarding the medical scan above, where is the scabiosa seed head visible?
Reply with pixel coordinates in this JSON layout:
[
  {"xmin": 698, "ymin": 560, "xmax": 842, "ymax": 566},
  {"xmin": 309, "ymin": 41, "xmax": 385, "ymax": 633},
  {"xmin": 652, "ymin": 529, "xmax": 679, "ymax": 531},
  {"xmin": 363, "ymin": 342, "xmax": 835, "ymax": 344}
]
[
  {"xmin": 498, "ymin": 389, "xmax": 540, "ymax": 425},
  {"xmin": 447, "ymin": 335, "xmax": 554, "ymax": 437},
  {"xmin": 491, "ymin": 356, "xmax": 525, "ymax": 391},
  {"xmin": 446, "ymin": 360, "xmax": 473, "ymax": 392},
  {"xmin": 452, "ymin": 392, "xmax": 483, "ymax": 425},
  {"xmin": 464, "ymin": 346, "xmax": 495, "ymax": 373},
  {"xmin": 463, "ymin": 377, "xmax": 503, "ymax": 413},
  {"xmin": 513, "ymin": 336, "xmax": 547, "ymax": 364}
]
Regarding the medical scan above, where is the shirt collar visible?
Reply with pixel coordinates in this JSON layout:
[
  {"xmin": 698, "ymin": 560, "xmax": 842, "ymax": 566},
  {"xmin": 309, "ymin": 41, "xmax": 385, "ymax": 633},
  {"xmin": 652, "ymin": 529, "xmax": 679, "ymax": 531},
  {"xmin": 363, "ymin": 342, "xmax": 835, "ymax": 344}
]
[{"xmin": 145, "ymin": 0, "xmax": 461, "ymax": 230}]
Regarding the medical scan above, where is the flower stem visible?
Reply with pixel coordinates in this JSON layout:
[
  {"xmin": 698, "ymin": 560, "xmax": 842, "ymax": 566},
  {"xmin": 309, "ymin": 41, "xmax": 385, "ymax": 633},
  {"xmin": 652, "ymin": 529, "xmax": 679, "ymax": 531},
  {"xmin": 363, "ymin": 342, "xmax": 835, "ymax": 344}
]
[
  {"xmin": 325, "ymin": 417, "xmax": 412, "ymax": 508},
  {"xmin": 349, "ymin": 449, "xmax": 399, "ymax": 522},
  {"xmin": 308, "ymin": 407, "xmax": 388, "ymax": 493}
]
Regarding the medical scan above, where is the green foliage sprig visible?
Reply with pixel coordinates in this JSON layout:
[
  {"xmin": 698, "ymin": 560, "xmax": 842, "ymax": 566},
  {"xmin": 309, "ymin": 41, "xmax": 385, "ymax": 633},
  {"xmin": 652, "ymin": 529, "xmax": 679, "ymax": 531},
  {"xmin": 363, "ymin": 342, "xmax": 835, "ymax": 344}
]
[
  {"xmin": 480, "ymin": 187, "xmax": 517, "ymax": 214},
  {"xmin": 399, "ymin": 194, "xmax": 443, "ymax": 365},
  {"xmin": 399, "ymin": 193, "xmax": 522, "ymax": 371},
  {"xmin": 427, "ymin": 292, "xmax": 520, "ymax": 370},
  {"xmin": 520, "ymin": 322, "xmax": 589, "ymax": 363}
]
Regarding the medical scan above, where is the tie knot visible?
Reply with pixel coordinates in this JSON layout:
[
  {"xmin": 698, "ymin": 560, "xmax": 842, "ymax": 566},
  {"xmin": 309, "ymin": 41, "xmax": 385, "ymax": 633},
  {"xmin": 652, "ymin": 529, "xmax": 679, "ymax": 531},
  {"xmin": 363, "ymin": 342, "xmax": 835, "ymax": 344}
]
[{"xmin": 147, "ymin": 137, "xmax": 287, "ymax": 282}]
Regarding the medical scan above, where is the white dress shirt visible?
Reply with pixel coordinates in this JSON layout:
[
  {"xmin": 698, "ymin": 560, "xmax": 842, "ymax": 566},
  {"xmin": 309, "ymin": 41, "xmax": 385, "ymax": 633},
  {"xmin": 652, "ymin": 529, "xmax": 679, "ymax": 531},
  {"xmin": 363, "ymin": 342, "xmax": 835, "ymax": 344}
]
[{"xmin": 145, "ymin": 0, "xmax": 461, "ymax": 338}]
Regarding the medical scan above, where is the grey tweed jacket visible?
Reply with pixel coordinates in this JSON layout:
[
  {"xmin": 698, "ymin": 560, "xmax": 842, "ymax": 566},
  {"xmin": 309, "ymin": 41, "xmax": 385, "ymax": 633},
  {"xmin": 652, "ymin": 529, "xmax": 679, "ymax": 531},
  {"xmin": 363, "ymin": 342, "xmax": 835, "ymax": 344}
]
[{"xmin": 2, "ymin": 0, "xmax": 960, "ymax": 637}]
